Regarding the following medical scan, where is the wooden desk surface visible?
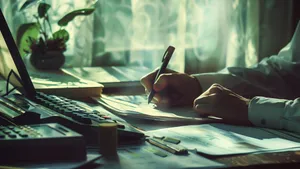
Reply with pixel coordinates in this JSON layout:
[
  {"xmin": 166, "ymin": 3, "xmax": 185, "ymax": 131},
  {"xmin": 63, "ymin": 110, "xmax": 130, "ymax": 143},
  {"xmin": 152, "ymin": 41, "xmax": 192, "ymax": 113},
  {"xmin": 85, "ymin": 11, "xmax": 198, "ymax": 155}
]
[
  {"xmin": 88, "ymin": 150, "xmax": 300, "ymax": 169},
  {"xmin": 86, "ymin": 95, "xmax": 300, "ymax": 168},
  {"xmin": 215, "ymin": 150, "xmax": 300, "ymax": 167}
]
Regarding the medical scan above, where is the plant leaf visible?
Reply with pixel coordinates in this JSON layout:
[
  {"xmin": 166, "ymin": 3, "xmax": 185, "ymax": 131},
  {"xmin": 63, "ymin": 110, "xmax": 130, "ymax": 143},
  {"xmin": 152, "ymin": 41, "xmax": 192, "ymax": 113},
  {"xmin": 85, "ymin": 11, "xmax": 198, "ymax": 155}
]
[
  {"xmin": 58, "ymin": 8, "xmax": 95, "ymax": 26},
  {"xmin": 16, "ymin": 23, "xmax": 40, "ymax": 57},
  {"xmin": 53, "ymin": 29, "xmax": 69, "ymax": 42},
  {"xmin": 19, "ymin": 0, "xmax": 40, "ymax": 11},
  {"xmin": 38, "ymin": 3, "xmax": 51, "ymax": 18}
]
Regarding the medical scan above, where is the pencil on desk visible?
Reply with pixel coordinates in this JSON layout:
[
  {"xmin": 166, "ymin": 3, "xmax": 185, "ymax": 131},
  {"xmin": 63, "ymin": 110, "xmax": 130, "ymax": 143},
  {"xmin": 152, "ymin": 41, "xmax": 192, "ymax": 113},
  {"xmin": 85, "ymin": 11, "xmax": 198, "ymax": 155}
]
[
  {"xmin": 147, "ymin": 138, "xmax": 177, "ymax": 154},
  {"xmin": 146, "ymin": 137, "xmax": 188, "ymax": 155}
]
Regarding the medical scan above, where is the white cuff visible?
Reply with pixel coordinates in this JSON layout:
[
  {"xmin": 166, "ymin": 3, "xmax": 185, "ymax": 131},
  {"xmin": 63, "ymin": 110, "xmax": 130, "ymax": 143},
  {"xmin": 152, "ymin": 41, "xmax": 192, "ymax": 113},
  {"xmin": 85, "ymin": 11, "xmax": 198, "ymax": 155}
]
[{"xmin": 248, "ymin": 96, "xmax": 287, "ymax": 129}]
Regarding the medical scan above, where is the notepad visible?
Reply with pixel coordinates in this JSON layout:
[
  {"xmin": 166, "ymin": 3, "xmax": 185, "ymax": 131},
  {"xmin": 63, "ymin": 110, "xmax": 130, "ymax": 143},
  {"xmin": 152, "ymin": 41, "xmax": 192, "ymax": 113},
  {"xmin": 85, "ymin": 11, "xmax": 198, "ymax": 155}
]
[
  {"xmin": 146, "ymin": 123, "xmax": 300, "ymax": 156},
  {"xmin": 62, "ymin": 66, "xmax": 150, "ymax": 90},
  {"xmin": 28, "ymin": 69, "xmax": 103, "ymax": 99}
]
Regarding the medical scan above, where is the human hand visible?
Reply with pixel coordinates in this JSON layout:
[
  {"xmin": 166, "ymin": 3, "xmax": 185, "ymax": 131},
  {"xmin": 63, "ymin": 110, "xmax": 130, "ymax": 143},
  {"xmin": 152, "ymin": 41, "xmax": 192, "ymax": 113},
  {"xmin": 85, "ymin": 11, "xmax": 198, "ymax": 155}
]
[
  {"xmin": 140, "ymin": 68, "xmax": 202, "ymax": 107},
  {"xmin": 193, "ymin": 83, "xmax": 252, "ymax": 125}
]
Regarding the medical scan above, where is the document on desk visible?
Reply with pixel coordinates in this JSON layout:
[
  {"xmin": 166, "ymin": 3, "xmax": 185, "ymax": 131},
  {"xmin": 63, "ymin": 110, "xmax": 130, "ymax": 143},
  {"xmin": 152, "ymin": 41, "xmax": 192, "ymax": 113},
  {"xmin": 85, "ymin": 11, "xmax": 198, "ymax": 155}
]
[
  {"xmin": 93, "ymin": 95, "xmax": 216, "ymax": 122},
  {"xmin": 146, "ymin": 123, "xmax": 300, "ymax": 156},
  {"xmin": 115, "ymin": 143, "xmax": 224, "ymax": 169},
  {"xmin": 6, "ymin": 153, "xmax": 101, "ymax": 169}
]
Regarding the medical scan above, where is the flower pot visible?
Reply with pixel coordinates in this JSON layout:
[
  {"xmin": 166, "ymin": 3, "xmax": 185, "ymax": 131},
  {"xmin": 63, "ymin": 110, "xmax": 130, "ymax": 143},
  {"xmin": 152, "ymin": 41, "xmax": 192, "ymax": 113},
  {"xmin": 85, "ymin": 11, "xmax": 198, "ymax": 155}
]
[{"xmin": 30, "ymin": 51, "xmax": 65, "ymax": 70}]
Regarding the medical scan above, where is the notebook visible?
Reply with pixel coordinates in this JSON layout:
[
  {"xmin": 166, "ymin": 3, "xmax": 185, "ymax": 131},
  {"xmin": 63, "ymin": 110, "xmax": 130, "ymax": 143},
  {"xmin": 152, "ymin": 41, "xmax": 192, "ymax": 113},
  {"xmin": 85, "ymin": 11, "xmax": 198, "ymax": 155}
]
[
  {"xmin": 0, "ymin": 10, "xmax": 103, "ymax": 99},
  {"xmin": 62, "ymin": 66, "xmax": 150, "ymax": 94}
]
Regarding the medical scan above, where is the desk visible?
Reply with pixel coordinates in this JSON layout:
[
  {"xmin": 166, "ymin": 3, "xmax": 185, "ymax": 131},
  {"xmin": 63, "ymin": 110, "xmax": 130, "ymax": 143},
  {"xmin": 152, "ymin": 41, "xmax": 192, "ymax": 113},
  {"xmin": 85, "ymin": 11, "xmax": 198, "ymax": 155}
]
[
  {"xmin": 84, "ymin": 104, "xmax": 300, "ymax": 169},
  {"xmin": 74, "ymin": 93, "xmax": 300, "ymax": 169},
  {"xmin": 2, "ymin": 93, "xmax": 300, "ymax": 169},
  {"xmin": 216, "ymin": 150, "xmax": 300, "ymax": 167}
]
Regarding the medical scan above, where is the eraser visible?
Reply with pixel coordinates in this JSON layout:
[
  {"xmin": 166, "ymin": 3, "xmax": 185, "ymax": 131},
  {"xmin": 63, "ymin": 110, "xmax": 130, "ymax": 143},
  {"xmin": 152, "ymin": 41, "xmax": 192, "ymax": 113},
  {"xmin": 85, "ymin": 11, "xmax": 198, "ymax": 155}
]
[{"xmin": 98, "ymin": 123, "xmax": 118, "ymax": 156}]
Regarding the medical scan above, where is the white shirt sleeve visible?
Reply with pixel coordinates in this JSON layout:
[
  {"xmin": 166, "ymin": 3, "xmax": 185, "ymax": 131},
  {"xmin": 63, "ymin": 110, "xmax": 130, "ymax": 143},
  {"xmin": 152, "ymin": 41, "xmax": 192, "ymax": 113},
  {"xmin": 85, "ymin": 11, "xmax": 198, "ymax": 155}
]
[
  {"xmin": 248, "ymin": 96, "xmax": 300, "ymax": 134},
  {"xmin": 192, "ymin": 22, "xmax": 300, "ymax": 133},
  {"xmin": 192, "ymin": 21, "xmax": 300, "ymax": 100}
]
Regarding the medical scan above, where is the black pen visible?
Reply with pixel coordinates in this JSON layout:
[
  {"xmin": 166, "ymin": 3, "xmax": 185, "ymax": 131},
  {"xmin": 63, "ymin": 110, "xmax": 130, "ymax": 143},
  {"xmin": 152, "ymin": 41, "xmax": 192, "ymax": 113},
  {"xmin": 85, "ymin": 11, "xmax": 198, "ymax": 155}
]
[{"xmin": 147, "ymin": 46, "xmax": 175, "ymax": 104}]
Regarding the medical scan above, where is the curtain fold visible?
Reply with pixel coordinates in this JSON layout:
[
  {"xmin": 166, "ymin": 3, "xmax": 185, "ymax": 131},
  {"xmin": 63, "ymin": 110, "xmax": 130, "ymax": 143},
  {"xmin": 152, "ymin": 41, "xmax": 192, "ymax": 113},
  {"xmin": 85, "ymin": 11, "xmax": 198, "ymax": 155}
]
[{"xmin": 0, "ymin": 0, "xmax": 294, "ymax": 74}]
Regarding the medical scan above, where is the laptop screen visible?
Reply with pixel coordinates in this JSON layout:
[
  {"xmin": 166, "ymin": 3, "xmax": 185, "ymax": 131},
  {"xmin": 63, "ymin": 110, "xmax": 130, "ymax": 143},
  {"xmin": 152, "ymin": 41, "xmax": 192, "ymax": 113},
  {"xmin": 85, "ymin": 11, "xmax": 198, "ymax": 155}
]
[{"xmin": 0, "ymin": 9, "xmax": 36, "ymax": 98}]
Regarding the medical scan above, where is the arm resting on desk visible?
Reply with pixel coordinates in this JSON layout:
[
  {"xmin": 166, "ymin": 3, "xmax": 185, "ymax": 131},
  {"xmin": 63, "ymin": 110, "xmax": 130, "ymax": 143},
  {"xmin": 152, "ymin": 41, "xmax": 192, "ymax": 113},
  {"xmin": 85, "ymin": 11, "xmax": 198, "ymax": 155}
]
[{"xmin": 249, "ymin": 97, "xmax": 300, "ymax": 134}]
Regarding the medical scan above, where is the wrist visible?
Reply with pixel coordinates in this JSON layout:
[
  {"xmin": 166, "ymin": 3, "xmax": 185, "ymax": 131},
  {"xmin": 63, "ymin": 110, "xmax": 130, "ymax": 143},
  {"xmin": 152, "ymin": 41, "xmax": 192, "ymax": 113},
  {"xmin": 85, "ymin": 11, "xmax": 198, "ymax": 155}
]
[{"xmin": 191, "ymin": 75, "xmax": 203, "ymax": 95}]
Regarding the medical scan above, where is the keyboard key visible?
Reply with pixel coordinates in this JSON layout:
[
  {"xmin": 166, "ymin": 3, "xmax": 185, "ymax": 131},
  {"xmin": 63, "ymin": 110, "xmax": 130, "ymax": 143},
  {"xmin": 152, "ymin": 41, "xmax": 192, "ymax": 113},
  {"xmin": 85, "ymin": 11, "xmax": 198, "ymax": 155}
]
[
  {"xmin": 72, "ymin": 114, "xmax": 92, "ymax": 124},
  {"xmin": 12, "ymin": 128, "xmax": 22, "ymax": 133},
  {"xmin": 8, "ymin": 134, "xmax": 17, "ymax": 138},
  {"xmin": 18, "ymin": 132, "xmax": 29, "ymax": 138},
  {"xmin": 2, "ymin": 129, "xmax": 11, "ymax": 134},
  {"xmin": 0, "ymin": 132, "xmax": 5, "ymax": 138},
  {"xmin": 117, "ymin": 124, "xmax": 125, "ymax": 129},
  {"xmin": 102, "ymin": 116, "xmax": 111, "ymax": 119}
]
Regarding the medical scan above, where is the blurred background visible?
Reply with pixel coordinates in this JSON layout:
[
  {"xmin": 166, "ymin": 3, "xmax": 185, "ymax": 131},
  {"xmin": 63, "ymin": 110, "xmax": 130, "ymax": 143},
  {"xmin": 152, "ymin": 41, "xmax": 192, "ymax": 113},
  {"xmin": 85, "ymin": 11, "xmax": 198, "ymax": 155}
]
[{"xmin": 0, "ymin": 0, "xmax": 299, "ymax": 74}]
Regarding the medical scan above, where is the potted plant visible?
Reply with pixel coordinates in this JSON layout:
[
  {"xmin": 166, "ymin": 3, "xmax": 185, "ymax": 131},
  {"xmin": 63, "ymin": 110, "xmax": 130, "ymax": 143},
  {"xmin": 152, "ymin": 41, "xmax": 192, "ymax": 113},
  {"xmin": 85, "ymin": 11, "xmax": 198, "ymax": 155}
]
[{"xmin": 17, "ymin": 0, "xmax": 96, "ymax": 70}]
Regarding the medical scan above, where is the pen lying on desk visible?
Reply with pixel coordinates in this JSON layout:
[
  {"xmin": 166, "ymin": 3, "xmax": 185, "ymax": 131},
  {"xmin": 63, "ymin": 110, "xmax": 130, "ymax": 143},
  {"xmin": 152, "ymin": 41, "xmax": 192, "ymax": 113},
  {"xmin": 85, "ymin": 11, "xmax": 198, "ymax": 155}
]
[{"xmin": 146, "ymin": 137, "xmax": 188, "ymax": 155}]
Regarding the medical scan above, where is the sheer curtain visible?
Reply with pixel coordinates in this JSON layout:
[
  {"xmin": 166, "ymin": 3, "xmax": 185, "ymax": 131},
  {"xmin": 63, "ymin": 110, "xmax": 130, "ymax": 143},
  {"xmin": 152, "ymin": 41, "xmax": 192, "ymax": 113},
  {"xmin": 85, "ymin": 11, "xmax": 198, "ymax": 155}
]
[
  {"xmin": 0, "ymin": 0, "xmax": 294, "ymax": 73},
  {"xmin": 91, "ymin": 0, "xmax": 294, "ymax": 73}
]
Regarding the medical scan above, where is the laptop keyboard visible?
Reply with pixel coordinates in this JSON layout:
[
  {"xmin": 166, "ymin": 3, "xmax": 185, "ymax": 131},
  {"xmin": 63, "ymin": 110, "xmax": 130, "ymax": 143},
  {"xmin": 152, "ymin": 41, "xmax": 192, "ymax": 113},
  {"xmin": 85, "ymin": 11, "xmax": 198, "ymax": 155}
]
[
  {"xmin": 33, "ymin": 92, "xmax": 145, "ymax": 145},
  {"xmin": 35, "ymin": 92, "xmax": 112, "ymax": 125}
]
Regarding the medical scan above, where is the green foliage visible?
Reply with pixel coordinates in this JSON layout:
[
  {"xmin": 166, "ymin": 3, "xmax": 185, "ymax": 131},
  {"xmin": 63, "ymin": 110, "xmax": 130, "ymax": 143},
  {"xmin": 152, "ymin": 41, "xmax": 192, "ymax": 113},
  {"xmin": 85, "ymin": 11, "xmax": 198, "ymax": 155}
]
[
  {"xmin": 16, "ymin": 23, "xmax": 40, "ymax": 57},
  {"xmin": 17, "ymin": 0, "xmax": 96, "ymax": 57},
  {"xmin": 53, "ymin": 29, "xmax": 69, "ymax": 43},
  {"xmin": 19, "ymin": 0, "xmax": 40, "ymax": 11},
  {"xmin": 38, "ymin": 3, "xmax": 51, "ymax": 17},
  {"xmin": 58, "ymin": 8, "xmax": 95, "ymax": 26}
]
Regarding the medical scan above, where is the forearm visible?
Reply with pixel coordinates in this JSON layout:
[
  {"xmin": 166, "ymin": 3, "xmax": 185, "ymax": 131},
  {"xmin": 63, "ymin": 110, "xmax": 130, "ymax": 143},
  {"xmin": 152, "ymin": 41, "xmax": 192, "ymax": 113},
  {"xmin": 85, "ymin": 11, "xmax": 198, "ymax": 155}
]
[
  {"xmin": 248, "ymin": 97, "xmax": 300, "ymax": 134},
  {"xmin": 192, "ymin": 72, "xmax": 277, "ymax": 99}
]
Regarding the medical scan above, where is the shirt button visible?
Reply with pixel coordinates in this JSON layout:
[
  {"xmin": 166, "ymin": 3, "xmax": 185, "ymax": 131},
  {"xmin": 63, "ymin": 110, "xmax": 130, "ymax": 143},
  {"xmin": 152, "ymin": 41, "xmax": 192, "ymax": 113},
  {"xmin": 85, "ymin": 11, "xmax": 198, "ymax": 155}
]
[{"xmin": 261, "ymin": 119, "xmax": 266, "ymax": 125}]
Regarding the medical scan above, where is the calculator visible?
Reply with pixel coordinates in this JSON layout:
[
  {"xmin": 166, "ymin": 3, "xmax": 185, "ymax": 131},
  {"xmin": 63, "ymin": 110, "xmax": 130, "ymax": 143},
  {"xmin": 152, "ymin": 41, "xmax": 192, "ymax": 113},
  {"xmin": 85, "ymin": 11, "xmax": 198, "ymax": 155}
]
[{"xmin": 0, "ymin": 123, "xmax": 86, "ymax": 164}]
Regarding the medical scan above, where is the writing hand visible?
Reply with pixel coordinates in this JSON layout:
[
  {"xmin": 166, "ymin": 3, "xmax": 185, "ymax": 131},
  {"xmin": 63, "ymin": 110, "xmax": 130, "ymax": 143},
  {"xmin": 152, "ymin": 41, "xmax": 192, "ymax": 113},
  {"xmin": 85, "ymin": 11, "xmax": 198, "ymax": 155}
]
[
  {"xmin": 193, "ymin": 83, "xmax": 252, "ymax": 125},
  {"xmin": 140, "ymin": 68, "xmax": 202, "ymax": 107}
]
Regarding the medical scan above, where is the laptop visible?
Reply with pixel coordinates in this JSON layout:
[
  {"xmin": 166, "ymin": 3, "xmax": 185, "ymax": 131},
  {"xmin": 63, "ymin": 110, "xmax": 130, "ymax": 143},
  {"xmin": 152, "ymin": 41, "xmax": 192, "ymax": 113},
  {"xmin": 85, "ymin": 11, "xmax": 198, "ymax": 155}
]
[
  {"xmin": 0, "ymin": 9, "xmax": 145, "ymax": 145},
  {"xmin": 0, "ymin": 11, "xmax": 36, "ymax": 99}
]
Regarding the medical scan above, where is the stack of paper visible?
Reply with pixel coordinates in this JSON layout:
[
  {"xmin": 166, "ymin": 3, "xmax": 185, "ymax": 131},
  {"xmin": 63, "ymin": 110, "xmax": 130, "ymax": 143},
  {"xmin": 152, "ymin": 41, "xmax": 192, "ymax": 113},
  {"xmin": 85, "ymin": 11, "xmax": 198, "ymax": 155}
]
[
  {"xmin": 28, "ymin": 69, "xmax": 103, "ymax": 99},
  {"xmin": 146, "ymin": 123, "xmax": 300, "ymax": 156},
  {"xmin": 62, "ymin": 66, "xmax": 150, "ymax": 89},
  {"xmin": 93, "ymin": 95, "xmax": 218, "ymax": 123}
]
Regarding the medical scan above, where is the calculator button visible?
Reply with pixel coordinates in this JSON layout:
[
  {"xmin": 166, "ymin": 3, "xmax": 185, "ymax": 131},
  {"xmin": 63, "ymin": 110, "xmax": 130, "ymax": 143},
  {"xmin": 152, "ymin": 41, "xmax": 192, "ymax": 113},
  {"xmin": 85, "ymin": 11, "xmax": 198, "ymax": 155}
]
[
  {"xmin": 19, "ymin": 132, "xmax": 29, "ymax": 138},
  {"xmin": 102, "ymin": 116, "xmax": 111, "ymax": 119},
  {"xmin": 8, "ymin": 134, "xmax": 17, "ymax": 138},
  {"xmin": 72, "ymin": 114, "xmax": 92, "ymax": 124},
  {"xmin": 2, "ymin": 129, "xmax": 11, "ymax": 134},
  {"xmin": 117, "ymin": 124, "xmax": 125, "ymax": 129},
  {"xmin": 0, "ymin": 132, "xmax": 5, "ymax": 138},
  {"xmin": 12, "ymin": 128, "xmax": 22, "ymax": 133}
]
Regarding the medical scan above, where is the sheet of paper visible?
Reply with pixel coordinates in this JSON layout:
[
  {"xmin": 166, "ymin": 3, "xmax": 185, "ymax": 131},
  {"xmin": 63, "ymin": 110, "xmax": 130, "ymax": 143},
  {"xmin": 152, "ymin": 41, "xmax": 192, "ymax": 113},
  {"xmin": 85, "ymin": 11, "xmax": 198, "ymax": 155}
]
[
  {"xmin": 94, "ymin": 95, "xmax": 214, "ymax": 122},
  {"xmin": 99, "ymin": 143, "xmax": 224, "ymax": 169},
  {"xmin": 146, "ymin": 123, "xmax": 300, "ymax": 156},
  {"xmin": 5, "ymin": 153, "xmax": 101, "ymax": 169}
]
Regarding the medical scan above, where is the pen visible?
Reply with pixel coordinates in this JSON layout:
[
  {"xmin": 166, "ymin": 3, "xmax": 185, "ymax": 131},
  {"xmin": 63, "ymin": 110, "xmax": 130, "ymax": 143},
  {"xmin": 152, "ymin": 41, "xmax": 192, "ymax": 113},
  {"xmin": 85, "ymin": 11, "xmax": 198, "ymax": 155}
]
[
  {"xmin": 146, "ymin": 137, "xmax": 188, "ymax": 155},
  {"xmin": 147, "ymin": 46, "xmax": 175, "ymax": 104}
]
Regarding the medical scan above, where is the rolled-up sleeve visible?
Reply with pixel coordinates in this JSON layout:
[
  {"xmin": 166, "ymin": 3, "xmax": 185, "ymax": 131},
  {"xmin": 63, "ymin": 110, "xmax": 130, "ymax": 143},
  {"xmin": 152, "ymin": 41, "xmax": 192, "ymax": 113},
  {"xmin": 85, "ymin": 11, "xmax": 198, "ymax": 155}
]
[{"xmin": 248, "ymin": 97, "xmax": 300, "ymax": 134}]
